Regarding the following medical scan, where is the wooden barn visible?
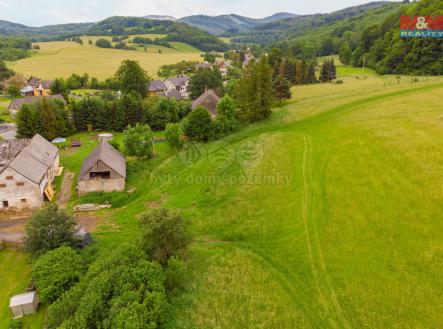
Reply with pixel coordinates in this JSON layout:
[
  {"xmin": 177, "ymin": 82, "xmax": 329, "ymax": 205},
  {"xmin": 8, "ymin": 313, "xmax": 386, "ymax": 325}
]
[{"xmin": 77, "ymin": 142, "xmax": 126, "ymax": 196}]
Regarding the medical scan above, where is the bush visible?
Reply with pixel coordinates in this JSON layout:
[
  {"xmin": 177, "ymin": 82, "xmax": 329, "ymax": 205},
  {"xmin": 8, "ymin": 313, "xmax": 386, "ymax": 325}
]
[
  {"xmin": 335, "ymin": 79, "xmax": 344, "ymax": 84},
  {"xmin": 95, "ymin": 39, "xmax": 112, "ymax": 48},
  {"xmin": 138, "ymin": 208, "xmax": 190, "ymax": 265},
  {"xmin": 45, "ymin": 245, "xmax": 167, "ymax": 329},
  {"xmin": 8, "ymin": 320, "xmax": 23, "ymax": 329},
  {"xmin": 164, "ymin": 123, "xmax": 183, "ymax": 150},
  {"xmin": 164, "ymin": 256, "xmax": 187, "ymax": 294},
  {"xmin": 182, "ymin": 107, "xmax": 213, "ymax": 142},
  {"xmin": 32, "ymin": 246, "xmax": 85, "ymax": 303},
  {"xmin": 24, "ymin": 204, "xmax": 76, "ymax": 257},
  {"xmin": 123, "ymin": 123, "xmax": 154, "ymax": 158}
]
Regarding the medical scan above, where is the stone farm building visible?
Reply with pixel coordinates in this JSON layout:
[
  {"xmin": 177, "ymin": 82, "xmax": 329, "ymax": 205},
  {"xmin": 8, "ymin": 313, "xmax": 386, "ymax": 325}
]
[
  {"xmin": 191, "ymin": 89, "xmax": 221, "ymax": 118},
  {"xmin": 0, "ymin": 134, "xmax": 59, "ymax": 210},
  {"xmin": 8, "ymin": 94, "xmax": 66, "ymax": 118},
  {"xmin": 78, "ymin": 142, "xmax": 126, "ymax": 196}
]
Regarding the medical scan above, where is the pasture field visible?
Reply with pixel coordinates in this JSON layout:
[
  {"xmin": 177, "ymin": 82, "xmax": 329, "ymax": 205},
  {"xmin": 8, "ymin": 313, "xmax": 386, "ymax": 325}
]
[
  {"xmin": 0, "ymin": 73, "xmax": 442, "ymax": 328},
  {"xmin": 0, "ymin": 251, "xmax": 45, "ymax": 329},
  {"xmin": 7, "ymin": 37, "xmax": 202, "ymax": 80}
]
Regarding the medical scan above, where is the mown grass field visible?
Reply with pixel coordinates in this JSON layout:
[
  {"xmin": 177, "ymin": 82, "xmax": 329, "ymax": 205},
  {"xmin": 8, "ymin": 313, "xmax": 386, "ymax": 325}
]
[
  {"xmin": 7, "ymin": 35, "xmax": 202, "ymax": 80},
  {"xmin": 0, "ymin": 251, "xmax": 45, "ymax": 329},
  {"xmin": 0, "ymin": 73, "xmax": 442, "ymax": 328}
]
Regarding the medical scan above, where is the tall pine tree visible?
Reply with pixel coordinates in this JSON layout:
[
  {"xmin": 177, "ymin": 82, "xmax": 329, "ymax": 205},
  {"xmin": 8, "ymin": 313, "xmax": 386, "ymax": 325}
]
[
  {"xmin": 319, "ymin": 60, "xmax": 330, "ymax": 83},
  {"xmin": 273, "ymin": 74, "xmax": 292, "ymax": 104}
]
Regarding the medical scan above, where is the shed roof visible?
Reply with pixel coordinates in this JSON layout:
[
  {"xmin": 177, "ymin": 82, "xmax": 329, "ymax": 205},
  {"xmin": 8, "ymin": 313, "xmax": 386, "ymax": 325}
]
[
  {"xmin": 10, "ymin": 291, "xmax": 36, "ymax": 307},
  {"xmin": 191, "ymin": 89, "xmax": 220, "ymax": 117},
  {"xmin": 79, "ymin": 142, "xmax": 126, "ymax": 181}
]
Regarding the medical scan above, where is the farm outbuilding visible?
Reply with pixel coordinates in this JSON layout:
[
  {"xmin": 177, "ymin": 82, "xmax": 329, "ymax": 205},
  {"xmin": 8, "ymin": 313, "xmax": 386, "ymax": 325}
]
[
  {"xmin": 9, "ymin": 291, "xmax": 39, "ymax": 319},
  {"xmin": 77, "ymin": 142, "xmax": 126, "ymax": 196}
]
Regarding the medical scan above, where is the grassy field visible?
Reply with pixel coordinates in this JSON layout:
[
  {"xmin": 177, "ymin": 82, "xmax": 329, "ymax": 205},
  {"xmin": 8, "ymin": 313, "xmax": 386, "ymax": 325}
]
[
  {"xmin": 92, "ymin": 73, "xmax": 441, "ymax": 328},
  {"xmin": 0, "ymin": 97, "xmax": 11, "ymax": 122},
  {"xmin": 0, "ymin": 251, "xmax": 45, "ymax": 329},
  {"xmin": 7, "ymin": 36, "xmax": 202, "ymax": 80},
  {"xmin": 0, "ymin": 72, "xmax": 442, "ymax": 328}
]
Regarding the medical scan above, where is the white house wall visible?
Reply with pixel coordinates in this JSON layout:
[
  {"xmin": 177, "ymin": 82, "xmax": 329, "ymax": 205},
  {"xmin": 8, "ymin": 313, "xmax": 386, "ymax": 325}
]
[{"xmin": 0, "ymin": 167, "xmax": 43, "ymax": 210}]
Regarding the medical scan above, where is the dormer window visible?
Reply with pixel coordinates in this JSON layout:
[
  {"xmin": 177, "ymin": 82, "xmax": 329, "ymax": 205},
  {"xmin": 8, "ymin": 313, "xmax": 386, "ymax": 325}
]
[{"xmin": 6, "ymin": 176, "xmax": 13, "ymax": 180}]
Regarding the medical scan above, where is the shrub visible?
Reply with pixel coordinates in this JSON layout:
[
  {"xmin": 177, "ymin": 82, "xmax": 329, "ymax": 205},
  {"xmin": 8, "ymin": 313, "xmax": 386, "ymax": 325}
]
[
  {"xmin": 165, "ymin": 123, "xmax": 183, "ymax": 150},
  {"xmin": 24, "ymin": 204, "xmax": 76, "ymax": 257},
  {"xmin": 138, "ymin": 208, "xmax": 190, "ymax": 265},
  {"xmin": 123, "ymin": 123, "xmax": 154, "ymax": 158},
  {"xmin": 335, "ymin": 80, "xmax": 344, "ymax": 84},
  {"xmin": 45, "ymin": 246, "xmax": 167, "ymax": 329},
  {"xmin": 182, "ymin": 107, "xmax": 213, "ymax": 142},
  {"xmin": 32, "ymin": 246, "xmax": 85, "ymax": 303},
  {"xmin": 95, "ymin": 39, "xmax": 112, "ymax": 48},
  {"xmin": 8, "ymin": 320, "xmax": 23, "ymax": 329}
]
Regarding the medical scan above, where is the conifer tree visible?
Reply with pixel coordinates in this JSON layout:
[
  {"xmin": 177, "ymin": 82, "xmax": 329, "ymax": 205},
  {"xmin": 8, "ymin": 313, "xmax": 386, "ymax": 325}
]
[
  {"xmin": 319, "ymin": 60, "xmax": 330, "ymax": 83},
  {"xmin": 40, "ymin": 99, "xmax": 58, "ymax": 140},
  {"xmin": 329, "ymin": 59, "xmax": 337, "ymax": 81},
  {"xmin": 306, "ymin": 62, "xmax": 318, "ymax": 84},
  {"xmin": 273, "ymin": 74, "xmax": 292, "ymax": 104}
]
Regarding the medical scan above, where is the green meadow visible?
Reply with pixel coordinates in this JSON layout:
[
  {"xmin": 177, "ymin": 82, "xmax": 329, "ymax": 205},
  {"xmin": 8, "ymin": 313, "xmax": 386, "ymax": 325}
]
[{"xmin": 1, "ymin": 72, "xmax": 442, "ymax": 328}]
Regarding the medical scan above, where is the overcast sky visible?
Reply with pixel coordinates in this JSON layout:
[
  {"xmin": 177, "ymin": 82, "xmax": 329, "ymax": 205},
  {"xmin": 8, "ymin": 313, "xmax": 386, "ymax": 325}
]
[{"xmin": 0, "ymin": 0, "xmax": 400, "ymax": 26}]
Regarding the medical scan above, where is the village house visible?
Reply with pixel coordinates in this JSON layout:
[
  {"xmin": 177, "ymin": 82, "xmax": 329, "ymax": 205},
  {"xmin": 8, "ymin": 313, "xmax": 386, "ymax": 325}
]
[
  {"xmin": 8, "ymin": 94, "xmax": 66, "ymax": 118},
  {"xmin": 242, "ymin": 53, "xmax": 255, "ymax": 68},
  {"xmin": 215, "ymin": 60, "xmax": 229, "ymax": 76},
  {"xmin": 196, "ymin": 61, "xmax": 212, "ymax": 70},
  {"xmin": 0, "ymin": 134, "xmax": 59, "ymax": 211},
  {"xmin": 164, "ymin": 75, "xmax": 190, "ymax": 99},
  {"xmin": 147, "ymin": 80, "xmax": 167, "ymax": 96},
  {"xmin": 191, "ymin": 89, "xmax": 220, "ymax": 118},
  {"xmin": 78, "ymin": 141, "xmax": 126, "ymax": 196},
  {"xmin": 28, "ymin": 77, "xmax": 53, "ymax": 96}
]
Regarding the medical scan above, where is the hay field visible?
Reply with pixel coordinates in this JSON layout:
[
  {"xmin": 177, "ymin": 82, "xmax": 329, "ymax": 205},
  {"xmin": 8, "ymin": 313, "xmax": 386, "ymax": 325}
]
[{"xmin": 8, "ymin": 36, "xmax": 202, "ymax": 80}]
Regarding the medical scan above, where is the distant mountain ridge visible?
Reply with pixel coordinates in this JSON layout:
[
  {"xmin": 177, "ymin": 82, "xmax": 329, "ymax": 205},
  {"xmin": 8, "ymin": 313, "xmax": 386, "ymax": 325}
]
[
  {"xmin": 177, "ymin": 12, "xmax": 297, "ymax": 35},
  {"xmin": 144, "ymin": 15, "xmax": 176, "ymax": 21},
  {"xmin": 0, "ymin": 20, "xmax": 94, "ymax": 39}
]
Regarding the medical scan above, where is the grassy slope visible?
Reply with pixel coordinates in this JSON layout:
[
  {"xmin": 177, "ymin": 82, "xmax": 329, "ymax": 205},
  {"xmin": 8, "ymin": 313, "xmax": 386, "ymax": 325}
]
[
  {"xmin": 1, "ymin": 73, "xmax": 442, "ymax": 328},
  {"xmin": 0, "ymin": 251, "xmax": 45, "ymax": 329},
  {"xmin": 92, "ymin": 74, "xmax": 441, "ymax": 328},
  {"xmin": 7, "ymin": 37, "xmax": 202, "ymax": 80}
]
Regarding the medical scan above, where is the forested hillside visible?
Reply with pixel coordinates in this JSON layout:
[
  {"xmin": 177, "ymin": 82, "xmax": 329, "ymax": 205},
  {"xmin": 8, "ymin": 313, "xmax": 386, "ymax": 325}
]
[
  {"xmin": 0, "ymin": 37, "xmax": 32, "ymax": 61},
  {"xmin": 86, "ymin": 17, "xmax": 227, "ymax": 51},
  {"xmin": 178, "ymin": 13, "xmax": 297, "ymax": 36},
  {"xmin": 231, "ymin": 2, "xmax": 397, "ymax": 45},
  {"xmin": 0, "ymin": 20, "xmax": 94, "ymax": 40}
]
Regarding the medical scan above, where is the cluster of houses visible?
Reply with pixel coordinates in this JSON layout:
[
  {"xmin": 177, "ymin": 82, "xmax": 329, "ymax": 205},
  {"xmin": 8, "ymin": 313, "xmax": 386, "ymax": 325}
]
[
  {"xmin": 8, "ymin": 77, "xmax": 66, "ymax": 118},
  {"xmin": 0, "ymin": 133, "xmax": 126, "ymax": 212}
]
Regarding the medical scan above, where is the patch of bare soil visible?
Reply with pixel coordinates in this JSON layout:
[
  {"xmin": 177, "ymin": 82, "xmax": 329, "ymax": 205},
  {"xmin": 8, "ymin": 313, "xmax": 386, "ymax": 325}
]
[
  {"xmin": 75, "ymin": 212, "xmax": 103, "ymax": 232},
  {"xmin": 58, "ymin": 172, "xmax": 75, "ymax": 208}
]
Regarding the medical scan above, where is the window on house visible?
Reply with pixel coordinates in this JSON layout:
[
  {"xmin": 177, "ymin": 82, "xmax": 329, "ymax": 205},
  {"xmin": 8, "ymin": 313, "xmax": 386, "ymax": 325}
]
[
  {"xmin": 0, "ymin": 184, "xmax": 6, "ymax": 188},
  {"xmin": 17, "ymin": 182, "xmax": 25, "ymax": 187},
  {"xmin": 21, "ymin": 199, "xmax": 27, "ymax": 203},
  {"xmin": 5, "ymin": 176, "xmax": 13, "ymax": 180},
  {"xmin": 3, "ymin": 201, "xmax": 8, "ymax": 208},
  {"xmin": 90, "ymin": 171, "xmax": 111, "ymax": 180}
]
